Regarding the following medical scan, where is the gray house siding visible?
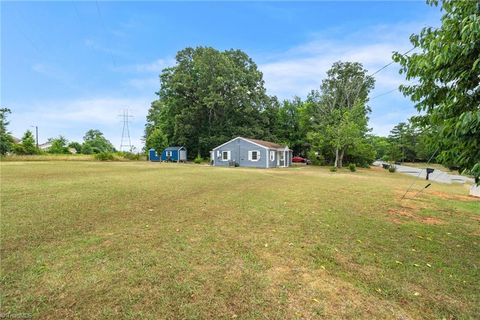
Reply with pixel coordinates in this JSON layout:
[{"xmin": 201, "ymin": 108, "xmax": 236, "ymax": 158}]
[
  {"xmin": 212, "ymin": 137, "xmax": 292, "ymax": 169},
  {"xmin": 267, "ymin": 149, "xmax": 277, "ymax": 168},
  {"xmin": 212, "ymin": 138, "xmax": 268, "ymax": 168}
]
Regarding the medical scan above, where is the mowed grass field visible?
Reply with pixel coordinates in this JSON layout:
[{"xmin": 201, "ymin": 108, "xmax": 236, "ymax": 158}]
[{"xmin": 1, "ymin": 162, "xmax": 479, "ymax": 319}]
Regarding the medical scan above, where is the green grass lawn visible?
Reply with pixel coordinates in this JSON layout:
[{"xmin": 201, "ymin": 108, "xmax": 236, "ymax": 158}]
[{"xmin": 1, "ymin": 162, "xmax": 479, "ymax": 319}]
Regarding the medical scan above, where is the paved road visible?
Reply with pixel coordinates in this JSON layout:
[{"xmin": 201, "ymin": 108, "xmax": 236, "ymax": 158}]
[{"xmin": 372, "ymin": 161, "xmax": 475, "ymax": 185}]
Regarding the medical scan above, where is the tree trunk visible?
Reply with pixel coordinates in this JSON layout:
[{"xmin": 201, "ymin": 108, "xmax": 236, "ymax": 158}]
[
  {"xmin": 338, "ymin": 148, "xmax": 345, "ymax": 168},
  {"xmin": 334, "ymin": 148, "xmax": 339, "ymax": 168}
]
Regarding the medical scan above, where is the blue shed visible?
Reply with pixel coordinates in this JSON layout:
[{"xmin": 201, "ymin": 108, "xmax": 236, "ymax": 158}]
[
  {"xmin": 148, "ymin": 148, "xmax": 160, "ymax": 161},
  {"xmin": 161, "ymin": 146, "xmax": 187, "ymax": 162}
]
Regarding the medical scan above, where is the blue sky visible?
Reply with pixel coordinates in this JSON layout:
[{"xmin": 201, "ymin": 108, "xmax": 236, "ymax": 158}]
[{"xmin": 1, "ymin": 1, "xmax": 442, "ymax": 150}]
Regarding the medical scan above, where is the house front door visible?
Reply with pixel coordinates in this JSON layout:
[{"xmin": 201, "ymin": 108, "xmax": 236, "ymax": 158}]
[{"xmin": 278, "ymin": 151, "xmax": 284, "ymax": 167}]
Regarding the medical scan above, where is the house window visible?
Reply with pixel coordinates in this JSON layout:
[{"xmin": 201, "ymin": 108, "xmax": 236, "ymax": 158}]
[
  {"xmin": 270, "ymin": 151, "xmax": 275, "ymax": 161},
  {"xmin": 249, "ymin": 150, "xmax": 260, "ymax": 161},
  {"xmin": 222, "ymin": 151, "xmax": 230, "ymax": 161},
  {"xmin": 166, "ymin": 151, "xmax": 172, "ymax": 157}
]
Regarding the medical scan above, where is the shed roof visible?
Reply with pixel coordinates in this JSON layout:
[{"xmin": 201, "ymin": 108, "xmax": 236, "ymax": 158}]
[{"xmin": 164, "ymin": 146, "xmax": 185, "ymax": 151}]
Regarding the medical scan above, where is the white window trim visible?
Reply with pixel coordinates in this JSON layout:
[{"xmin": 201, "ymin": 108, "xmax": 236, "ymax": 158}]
[
  {"xmin": 166, "ymin": 151, "xmax": 172, "ymax": 157},
  {"xmin": 269, "ymin": 150, "xmax": 275, "ymax": 161},
  {"xmin": 248, "ymin": 150, "xmax": 260, "ymax": 162},
  {"xmin": 222, "ymin": 150, "xmax": 231, "ymax": 161}
]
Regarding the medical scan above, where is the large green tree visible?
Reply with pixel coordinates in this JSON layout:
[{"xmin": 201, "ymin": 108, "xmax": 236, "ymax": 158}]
[
  {"xmin": 0, "ymin": 108, "xmax": 13, "ymax": 155},
  {"xmin": 82, "ymin": 129, "xmax": 114, "ymax": 154},
  {"xmin": 387, "ymin": 122, "xmax": 417, "ymax": 162},
  {"xmin": 305, "ymin": 61, "xmax": 375, "ymax": 167},
  {"xmin": 145, "ymin": 47, "xmax": 274, "ymax": 158},
  {"xmin": 393, "ymin": 0, "xmax": 480, "ymax": 177},
  {"xmin": 48, "ymin": 136, "xmax": 69, "ymax": 154},
  {"xmin": 274, "ymin": 97, "xmax": 309, "ymax": 156},
  {"xmin": 16, "ymin": 130, "xmax": 38, "ymax": 155}
]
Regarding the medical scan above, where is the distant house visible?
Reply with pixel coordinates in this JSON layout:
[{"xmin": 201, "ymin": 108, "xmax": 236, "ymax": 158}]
[
  {"xmin": 38, "ymin": 141, "xmax": 52, "ymax": 151},
  {"xmin": 162, "ymin": 146, "xmax": 187, "ymax": 162},
  {"xmin": 211, "ymin": 137, "xmax": 292, "ymax": 168}
]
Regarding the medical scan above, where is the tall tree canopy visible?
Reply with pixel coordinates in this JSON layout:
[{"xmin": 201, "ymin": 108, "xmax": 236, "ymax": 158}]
[
  {"xmin": 305, "ymin": 61, "xmax": 375, "ymax": 167},
  {"xmin": 145, "ymin": 47, "xmax": 274, "ymax": 157},
  {"xmin": 18, "ymin": 130, "xmax": 38, "ymax": 155},
  {"xmin": 48, "ymin": 136, "xmax": 69, "ymax": 154},
  {"xmin": 0, "ymin": 108, "xmax": 13, "ymax": 155},
  {"xmin": 393, "ymin": 0, "xmax": 480, "ymax": 176},
  {"xmin": 82, "ymin": 129, "xmax": 114, "ymax": 154},
  {"xmin": 274, "ymin": 97, "xmax": 308, "ymax": 156}
]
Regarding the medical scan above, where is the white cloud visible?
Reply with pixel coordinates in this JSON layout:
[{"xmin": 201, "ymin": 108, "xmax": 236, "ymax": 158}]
[
  {"xmin": 133, "ymin": 59, "xmax": 174, "ymax": 73},
  {"xmin": 256, "ymin": 20, "xmax": 440, "ymax": 135},
  {"xmin": 258, "ymin": 40, "xmax": 412, "ymax": 100},
  {"xmin": 113, "ymin": 58, "xmax": 175, "ymax": 74},
  {"xmin": 127, "ymin": 77, "xmax": 160, "ymax": 91},
  {"xmin": 10, "ymin": 96, "xmax": 151, "ymax": 150}
]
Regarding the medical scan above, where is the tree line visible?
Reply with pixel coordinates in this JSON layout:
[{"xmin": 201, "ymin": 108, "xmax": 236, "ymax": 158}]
[
  {"xmin": 1, "ymin": 0, "xmax": 477, "ymax": 176},
  {"xmin": 0, "ymin": 111, "xmax": 116, "ymax": 156},
  {"xmin": 143, "ymin": 48, "xmax": 436, "ymax": 168},
  {"xmin": 144, "ymin": 0, "xmax": 478, "ymax": 176},
  {"xmin": 144, "ymin": 47, "xmax": 379, "ymax": 168}
]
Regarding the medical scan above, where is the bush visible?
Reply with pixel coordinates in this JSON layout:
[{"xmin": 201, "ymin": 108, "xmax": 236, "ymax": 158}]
[
  {"xmin": 329, "ymin": 167, "xmax": 337, "ymax": 172},
  {"xmin": 94, "ymin": 152, "xmax": 115, "ymax": 161},
  {"xmin": 119, "ymin": 152, "xmax": 141, "ymax": 160},
  {"xmin": 381, "ymin": 155, "xmax": 389, "ymax": 162},
  {"xmin": 348, "ymin": 163, "xmax": 356, "ymax": 172},
  {"xmin": 308, "ymin": 150, "xmax": 325, "ymax": 166},
  {"xmin": 194, "ymin": 154, "xmax": 203, "ymax": 164},
  {"xmin": 388, "ymin": 165, "xmax": 396, "ymax": 173}
]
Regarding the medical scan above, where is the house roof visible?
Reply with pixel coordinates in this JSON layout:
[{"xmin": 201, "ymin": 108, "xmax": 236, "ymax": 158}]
[
  {"xmin": 212, "ymin": 137, "xmax": 289, "ymax": 151},
  {"xmin": 164, "ymin": 146, "xmax": 185, "ymax": 151},
  {"xmin": 245, "ymin": 138, "xmax": 285, "ymax": 149}
]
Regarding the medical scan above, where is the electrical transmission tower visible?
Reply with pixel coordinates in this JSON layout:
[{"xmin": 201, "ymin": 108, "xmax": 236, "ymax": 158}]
[{"xmin": 119, "ymin": 109, "xmax": 134, "ymax": 152}]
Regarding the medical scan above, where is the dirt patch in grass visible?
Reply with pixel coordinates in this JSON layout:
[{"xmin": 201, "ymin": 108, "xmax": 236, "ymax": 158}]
[
  {"xmin": 429, "ymin": 191, "xmax": 479, "ymax": 202},
  {"xmin": 387, "ymin": 207, "xmax": 446, "ymax": 225},
  {"xmin": 265, "ymin": 264, "xmax": 412, "ymax": 319},
  {"xmin": 388, "ymin": 208, "xmax": 415, "ymax": 218},
  {"xmin": 419, "ymin": 217, "xmax": 446, "ymax": 225}
]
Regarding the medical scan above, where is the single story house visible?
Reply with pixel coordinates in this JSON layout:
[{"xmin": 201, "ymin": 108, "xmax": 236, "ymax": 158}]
[
  {"xmin": 211, "ymin": 137, "xmax": 292, "ymax": 168},
  {"xmin": 161, "ymin": 146, "xmax": 187, "ymax": 162}
]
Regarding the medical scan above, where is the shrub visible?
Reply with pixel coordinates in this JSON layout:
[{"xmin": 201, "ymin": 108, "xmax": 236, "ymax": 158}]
[
  {"xmin": 307, "ymin": 150, "xmax": 324, "ymax": 166},
  {"xmin": 388, "ymin": 165, "xmax": 396, "ymax": 173},
  {"xmin": 358, "ymin": 162, "xmax": 370, "ymax": 168},
  {"xmin": 120, "ymin": 152, "xmax": 141, "ymax": 160},
  {"xmin": 329, "ymin": 167, "xmax": 337, "ymax": 172},
  {"xmin": 94, "ymin": 152, "xmax": 115, "ymax": 161},
  {"xmin": 194, "ymin": 154, "xmax": 203, "ymax": 164},
  {"xmin": 348, "ymin": 163, "xmax": 356, "ymax": 172}
]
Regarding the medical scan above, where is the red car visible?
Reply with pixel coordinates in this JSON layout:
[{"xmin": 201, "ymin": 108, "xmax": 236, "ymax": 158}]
[{"xmin": 292, "ymin": 156, "xmax": 310, "ymax": 164}]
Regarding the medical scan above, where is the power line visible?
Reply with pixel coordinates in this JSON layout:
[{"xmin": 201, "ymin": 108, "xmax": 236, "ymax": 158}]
[
  {"xmin": 367, "ymin": 48, "xmax": 415, "ymax": 100},
  {"xmin": 369, "ymin": 47, "xmax": 415, "ymax": 76},
  {"xmin": 95, "ymin": 0, "xmax": 116, "ymax": 67},
  {"xmin": 400, "ymin": 147, "xmax": 439, "ymax": 200},
  {"xmin": 370, "ymin": 88, "xmax": 399, "ymax": 100}
]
